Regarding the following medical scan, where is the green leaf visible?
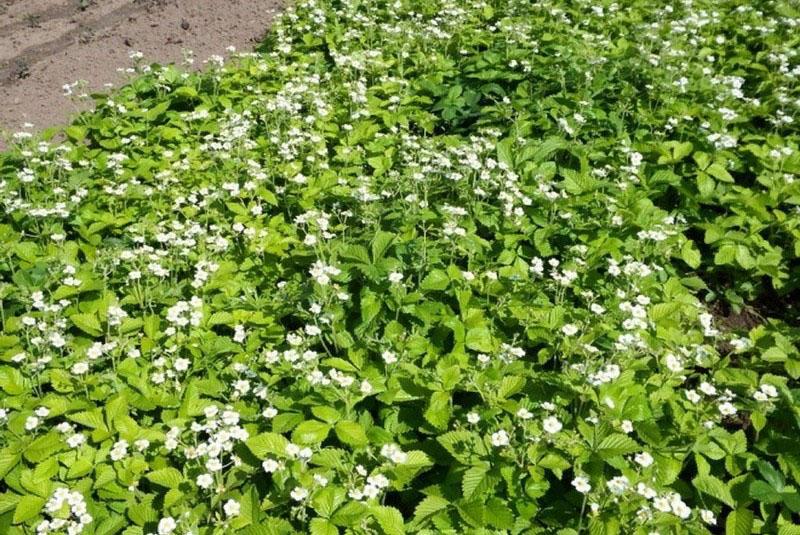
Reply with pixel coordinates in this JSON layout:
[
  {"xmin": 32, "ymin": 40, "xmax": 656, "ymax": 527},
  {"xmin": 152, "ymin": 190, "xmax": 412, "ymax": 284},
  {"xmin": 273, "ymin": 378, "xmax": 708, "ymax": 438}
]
[
  {"xmin": 95, "ymin": 514, "xmax": 128, "ymax": 535},
  {"xmin": 372, "ymin": 505, "xmax": 405, "ymax": 535},
  {"xmin": 360, "ymin": 290, "xmax": 382, "ymax": 328},
  {"xmin": 310, "ymin": 518, "xmax": 339, "ymax": 535},
  {"xmin": 485, "ymin": 497, "xmax": 514, "ymax": 529},
  {"xmin": 13, "ymin": 494, "xmax": 45, "ymax": 525},
  {"xmin": 371, "ymin": 231, "xmax": 395, "ymax": 261},
  {"xmin": 749, "ymin": 481, "xmax": 782, "ymax": 504},
  {"xmin": 331, "ymin": 501, "xmax": 368, "ymax": 527},
  {"xmin": 0, "ymin": 493, "xmax": 20, "ymax": 515},
  {"xmin": 145, "ymin": 467, "xmax": 184, "ymax": 489},
  {"xmin": 0, "ymin": 366, "xmax": 25, "ymax": 395},
  {"xmin": 411, "ymin": 495, "xmax": 450, "ymax": 527},
  {"xmin": 24, "ymin": 432, "xmax": 65, "ymax": 463},
  {"xmin": 707, "ymin": 163, "xmax": 734, "ymax": 182},
  {"xmin": 424, "ymin": 391, "xmax": 451, "ymax": 430},
  {"xmin": 725, "ymin": 508, "xmax": 753, "ymax": 535},
  {"xmin": 70, "ymin": 312, "xmax": 103, "ymax": 336},
  {"xmin": 693, "ymin": 474, "xmax": 735, "ymax": 507},
  {"xmin": 292, "ymin": 420, "xmax": 331, "ymax": 445},
  {"xmin": 311, "ymin": 406, "xmax": 342, "ymax": 424},
  {"xmin": 312, "ymin": 486, "xmax": 346, "ymax": 518},
  {"xmin": 465, "ymin": 327, "xmax": 493, "ymax": 352},
  {"xmin": 714, "ymin": 245, "xmax": 736, "ymax": 266},
  {"xmin": 420, "ymin": 270, "xmax": 449, "ymax": 291},
  {"xmin": 596, "ymin": 434, "xmax": 639, "ymax": 459},
  {"xmin": 0, "ymin": 451, "xmax": 21, "ymax": 478},
  {"xmin": 334, "ymin": 421, "xmax": 369, "ymax": 448},
  {"xmin": 681, "ymin": 240, "xmax": 701, "ymax": 269},
  {"xmin": 65, "ymin": 125, "xmax": 87, "ymax": 143},
  {"xmin": 245, "ymin": 433, "xmax": 289, "ymax": 460},
  {"xmin": 497, "ymin": 376, "xmax": 526, "ymax": 399},
  {"xmin": 461, "ymin": 465, "xmax": 489, "ymax": 499},
  {"xmin": 755, "ymin": 461, "xmax": 785, "ymax": 490}
]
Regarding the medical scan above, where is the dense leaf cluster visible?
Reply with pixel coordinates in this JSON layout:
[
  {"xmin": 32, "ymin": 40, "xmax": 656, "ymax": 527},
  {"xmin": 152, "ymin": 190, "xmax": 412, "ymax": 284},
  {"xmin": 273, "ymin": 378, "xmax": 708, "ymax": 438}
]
[{"xmin": 0, "ymin": 0, "xmax": 799, "ymax": 534}]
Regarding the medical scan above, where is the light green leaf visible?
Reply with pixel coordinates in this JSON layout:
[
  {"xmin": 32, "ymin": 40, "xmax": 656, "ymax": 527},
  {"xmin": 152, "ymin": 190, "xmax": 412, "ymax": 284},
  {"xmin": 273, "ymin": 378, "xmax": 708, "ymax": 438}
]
[
  {"xmin": 70, "ymin": 313, "xmax": 103, "ymax": 336},
  {"xmin": 310, "ymin": 518, "xmax": 339, "ymax": 535},
  {"xmin": 597, "ymin": 434, "xmax": 639, "ymax": 459},
  {"xmin": 334, "ymin": 421, "xmax": 369, "ymax": 448},
  {"xmin": 465, "ymin": 327, "xmax": 493, "ymax": 352},
  {"xmin": 292, "ymin": 420, "xmax": 331, "ymax": 445},
  {"xmin": 13, "ymin": 494, "xmax": 45, "ymax": 525},
  {"xmin": 462, "ymin": 465, "xmax": 489, "ymax": 499},
  {"xmin": 420, "ymin": 270, "xmax": 449, "ymax": 291},
  {"xmin": 725, "ymin": 508, "xmax": 753, "ymax": 535},
  {"xmin": 372, "ymin": 505, "xmax": 405, "ymax": 535},
  {"xmin": 693, "ymin": 474, "xmax": 735, "ymax": 507},
  {"xmin": 411, "ymin": 495, "xmax": 450, "ymax": 527},
  {"xmin": 145, "ymin": 467, "xmax": 184, "ymax": 489},
  {"xmin": 424, "ymin": 391, "xmax": 451, "ymax": 430},
  {"xmin": 681, "ymin": 240, "xmax": 701, "ymax": 269}
]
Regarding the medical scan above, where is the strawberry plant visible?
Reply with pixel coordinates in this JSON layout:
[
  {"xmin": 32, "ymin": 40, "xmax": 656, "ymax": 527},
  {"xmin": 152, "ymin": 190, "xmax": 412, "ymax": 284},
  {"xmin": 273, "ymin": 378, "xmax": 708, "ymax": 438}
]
[{"xmin": 0, "ymin": 0, "xmax": 798, "ymax": 534}]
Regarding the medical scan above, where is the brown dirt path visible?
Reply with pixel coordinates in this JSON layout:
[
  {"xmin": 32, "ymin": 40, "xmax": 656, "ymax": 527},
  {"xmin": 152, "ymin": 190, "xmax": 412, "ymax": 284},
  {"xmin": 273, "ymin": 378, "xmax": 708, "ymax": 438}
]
[{"xmin": 0, "ymin": 0, "xmax": 282, "ymax": 148}]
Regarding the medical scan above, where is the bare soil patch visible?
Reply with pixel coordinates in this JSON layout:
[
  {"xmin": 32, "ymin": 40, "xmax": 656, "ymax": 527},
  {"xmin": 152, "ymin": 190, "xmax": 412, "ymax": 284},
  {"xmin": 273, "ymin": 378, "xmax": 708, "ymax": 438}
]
[{"xmin": 0, "ymin": 0, "xmax": 282, "ymax": 147}]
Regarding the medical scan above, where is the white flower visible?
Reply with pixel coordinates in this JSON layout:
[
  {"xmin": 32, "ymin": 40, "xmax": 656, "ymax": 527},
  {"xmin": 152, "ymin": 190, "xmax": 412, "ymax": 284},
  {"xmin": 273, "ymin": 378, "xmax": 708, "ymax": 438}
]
[
  {"xmin": 25, "ymin": 416, "xmax": 40, "ymax": 430},
  {"xmin": 290, "ymin": 486, "xmax": 309, "ymax": 501},
  {"xmin": 388, "ymin": 271, "xmax": 404, "ymax": 284},
  {"xmin": 636, "ymin": 482, "xmax": 657, "ymax": 499},
  {"xmin": 685, "ymin": 389, "xmax": 701, "ymax": 404},
  {"xmin": 196, "ymin": 473, "xmax": 214, "ymax": 489},
  {"xmin": 669, "ymin": 493, "xmax": 692, "ymax": 519},
  {"xmin": 718, "ymin": 401, "xmax": 737, "ymax": 416},
  {"xmin": 466, "ymin": 412, "xmax": 480, "ymax": 424},
  {"xmin": 606, "ymin": 475, "xmax": 629, "ymax": 495},
  {"xmin": 223, "ymin": 499, "xmax": 240, "ymax": 517},
  {"xmin": 700, "ymin": 509, "xmax": 717, "ymax": 525},
  {"xmin": 621, "ymin": 420, "xmax": 634, "ymax": 433},
  {"xmin": 634, "ymin": 452, "xmax": 654, "ymax": 468},
  {"xmin": 67, "ymin": 433, "xmax": 86, "ymax": 448},
  {"xmin": 542, "ymin": 416, "xmax": 562, "ymax": 434},
  {"xmin": 158, "ymin": 517, "xmax": 177, "ymax": 535},
  {"xmin": 313, "ymin": 474, "xmax": 329, "ymax": 487},
  {"xmin": 759, "ymin": 384, "xmax": 778, "ymax": 399},
  {"xmin": 653, "ymin": 496, "xmax": 672, "ymax": 512},
  {"xmin": 516, "ymin": 408, "xmax": 533, "ymax": 420},
  {"xmin": 590, "ymin": 303, "xmax": 606, "ymax": 314},
  {"xmin": 72, "ymin": 361, "xmax": 90, "ymax": 374},
  {"xmin": 360, "ymin": 380, "xmax": 373, "ymax": 394},
  {"xmin": 382, "ymin": 350, "xmax": 397, "ymax": 364},
  {"xmin": 664, "ymin": 353, "xmax": 684, "ymax": 372},
  {"xmin": 174, "ymin": 358, "xmax": 190, "ymax": 372},
  {"xmin": 110, "ymin": 440, "xmax": 129, "ymax": 461},
  {"xmin": 571, "ymin": 476, "xmax": 591, "ymax": 494},
  {"xmin": 491, "ymin": 429, "xmax": 510, "ymax": 447},
  {"xmin": 262, "ymin": 459, "xmax": 281, "ymax": 473},
  {"xmin": 286, "ymin": 443, "xmax": 300, "ymax": 457},
  {"xmin": 367, "ymin": 474, "xmax": 390, "ymax": 488},
  {"xmin": 699, "ymin": 381, "xmax": 717, "ymax": 396},
  {"xmin": 561, "ymin": 323, "xmax": 579, "ymax": 336},
  {"xmin": 206, "ymin": 458, "xmax": 223, "ymax": 472},
  {"xmin": 305, "ymin": 324, "xmax": 321, "ymax": 337},
  {"xmin": 380, "ymin": 444, "xmax": 408, "ymax": 464}
]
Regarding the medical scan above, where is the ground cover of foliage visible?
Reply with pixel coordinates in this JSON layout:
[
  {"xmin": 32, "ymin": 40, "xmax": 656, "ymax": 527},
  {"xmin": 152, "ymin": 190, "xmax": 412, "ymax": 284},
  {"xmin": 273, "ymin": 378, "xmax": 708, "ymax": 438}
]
[{"xmin": 1, "ymin": 0, "xmax": 799, "ymax": 534}]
